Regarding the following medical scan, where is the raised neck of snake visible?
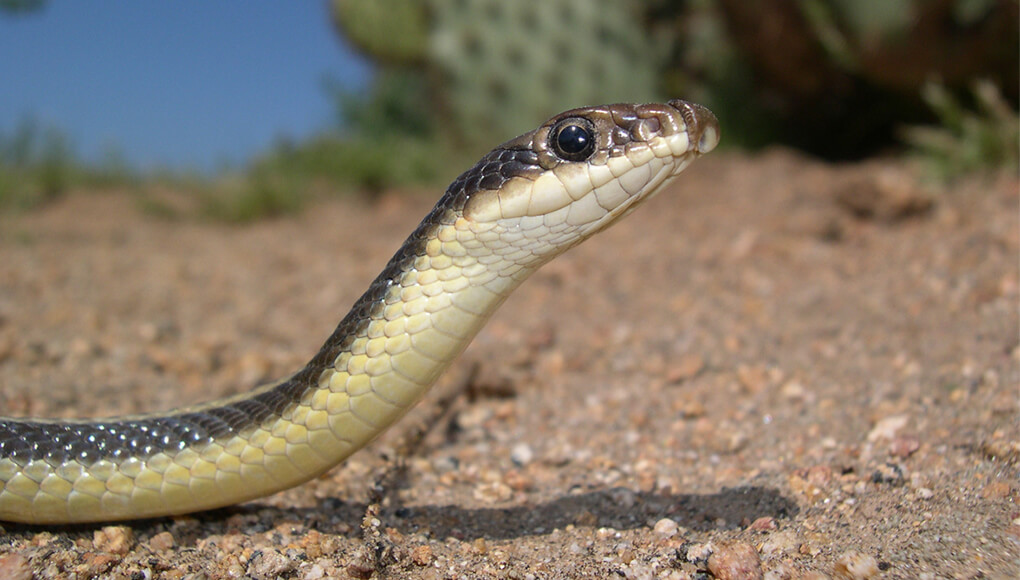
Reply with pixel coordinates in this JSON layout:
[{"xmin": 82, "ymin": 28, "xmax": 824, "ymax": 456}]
[{"xmin": 0, "ymin": 99, "xmax": 719, "ymax": 524}]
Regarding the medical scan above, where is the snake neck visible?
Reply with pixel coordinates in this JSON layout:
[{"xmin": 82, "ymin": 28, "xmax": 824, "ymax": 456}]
[{"xmin": 303, "ymin": 203, "xmax": 538, "ymax": 397}]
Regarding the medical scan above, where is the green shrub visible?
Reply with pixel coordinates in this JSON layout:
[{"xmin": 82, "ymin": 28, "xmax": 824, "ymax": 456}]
[{"xmin": 902, "ymin": 80, "xmax": 1019, "ymax": 182}]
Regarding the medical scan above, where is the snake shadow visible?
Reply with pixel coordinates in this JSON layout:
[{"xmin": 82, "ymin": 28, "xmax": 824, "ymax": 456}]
[
  {"xmin": 369, "ymin": 485, "xmax": 798, "ymax": 540},
  {"xmin": 0, "ymin": 485, "xmax": 795, "ymax": 543}
]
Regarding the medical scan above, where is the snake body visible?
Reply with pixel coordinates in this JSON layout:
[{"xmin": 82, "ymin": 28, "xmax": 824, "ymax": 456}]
[{"xmin": 0, "ymin": 99, "xmax": 718, "ymax": 524}]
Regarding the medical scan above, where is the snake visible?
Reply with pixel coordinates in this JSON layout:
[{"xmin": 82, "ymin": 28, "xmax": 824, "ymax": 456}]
[{"xmin": 0, "ymin": 99, "xmax": 718, "ymax": 524}]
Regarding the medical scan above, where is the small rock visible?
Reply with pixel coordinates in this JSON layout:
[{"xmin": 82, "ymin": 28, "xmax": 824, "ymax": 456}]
[
  {"xmin": 673, "ymin": 398, "xmax": 706, "ymax": 419},
  {"xmin": 747, "ymin": 516, "xmax": 777, "ymax": 532},
  {"xmin": 93, "ymin": 525, "xmax": 134, "ymax": 555},
  {"xmin": 345, "ymin": 546, "xmax": 376, "ymax": 579},
  {"xmin": 81, "ymin": 553, "xmax": 120, "ymax": 576},
  {"xmin": 707, "ymin": 542, "xmax": 764, "ymax": 580},
  {"xmin": 410, "ymin": 544, "xmax": 433, "ymax": 566},
  {"xmin": 247, "ymin": 549, "xmax": 296, "ymax": 580},
  {"xmin": 760, "ymin": 530, "xmax": 801, "ymax": 557},
  {"xmin": 473, "ymin": 481, "xmax": 513, "ymax": 503},
  {"xmin": 915, "ymin": 487, "xmax": 934, "ymax": 500},
  {"xmin": 888, "ymin": 435, "xmax": 920, "ymax": 458},
  {"xmin": 867, "ymin": 415, "xmax": 908, "ymax": 442},
  {"xmin": 303, "ymin": 563, "xmax": 327, "ymax": 580},
  {"xmin": 148, "ymin": 531, "xmax": 175, "ymax": 552},
  {"xmin": 652, "ymin": 517, "xmax": 680, "ymax": 537},
  {"xmin": 0, "ymin": 553, "xmax": 32, "ymax": 580},
  {"xmin": 780, "ymin": 380, "xmax": 807, "ymax": 400},
  {"xmin": 805, "ymin": 465, "xmax": 834, "ymax": 487},
  {"xmin": 833, "ymin": 550, "xmax": 880, "ymax": 580},
  {"xmin": 708, "ymin": 426, "xmax": 749, "ymax": 454},
  {"xmin": 575, "ymin": 510, "xmax": 598, "ymax": 527},
  {"xmin": 622, "ymin": 561, "xmax": 655, "ymax": 580},
  {"xmin": 980, "ymin": 480, "xmax": 1013, "ymax": 500},
  {"xmin": 685, "ymin": 542, "xmax": 714, "ymax": 564},
  {"xmin": 788, "ymin": 473, "xmax": 825, "ymax": 503},
  {"xmin": 763, "ymin": 562, "xmax": 796, "ymax": 580},
  {"xmin": 608, "ymin": 487, "xmax": 637, "ymax": 508},
  {"xmin": 871, "ymin": 462, "xmax": 906, "ymax": 486},
  {"xmin": 510, "ymin": 443, "xmax": 534, "ymax": 466},
  {"xmin": 736, "ymin": 365, "xmax": 772, "ymax": 393},
  {"xmin": 667, "ymin": 353, "xmax": 704, "ymax": 383}
]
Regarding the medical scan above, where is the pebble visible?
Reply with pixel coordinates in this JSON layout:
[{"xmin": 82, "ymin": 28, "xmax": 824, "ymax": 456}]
[
  {"xmin": 0, "ymin": 554, "xmax": 31, "ymax": 580},
  {"xmin": 870, "ymin": 462, "xmax": 906, "ymax": 486},
  {"xmin": 473, "ymin": 481, "xmax": 513, "ymax": 503},
  {"xmin": 736, "ymin": 364, "xmax": 773, "ymax": 393},
  {"xmin": 867, "ymin": 415, "xmax": 909, "ymax": 442},
  {"xmin": 760, "ymin": 530, "xmax": 801, "ymax": 557},
  {"xmin": 93, "ymin": 525, "xmax": 134, "ymax": 555},
  {"xmin": 81, "ymin": 553, "xmax": 120, "ymax": 576},
  {"xmin": 246, "ymin": 548, "xmax": 296, "ymax": 579},
  {"xmin": 148, "ymin": 531, "xmax": 176, "ymax": 552},
  {"xmin": 888, "ymin": 435, "xmax": 920, "ymax": 457},
  {"xmin": 685, "ymin": 542, "xmax": 714, "ymax": 564},
  {"xmin": 707, "ymin": 542, "xmax": 764, "ymax": 580},
  {"xmin": 608, "ymin": 487, "xmax": 637, "ymax": 508},
  {"xmin": 302, "ymin": 563, "xmax": 327, "ymax": 580},
  {"xmin": 667, "ymin": 353, "xmax": 704, "ymax": 382},
  {"xmin": 411, "ymin": 544, "xmax": 433, "ymax": 566},
  {"xmin": 780, "ymin": 380, "xmax": 808, "ymax": 400},
  {"xmin": 673, "ymin": 397, "xmax": 706, "ymax": 419},
  {"xmin": 980, "ymin": 480, "xmax": 1013, "ymax": 500},
  {"xmin": 763, "ymin": 562, "xmax": 796, "ymax": 580},
  {"xmin": 652, "ymin": 517, "xmax": 679, "ymax": 537},
  {"xmin": 510, "ymin": 443, "xmax": 534, "ymax": 466},
  {"xmin": 747, "ymin": 516, "xmax": 777, "ymax": 532},
  {"xmin": 832, "ymin": 550, "xmax": 880, "ymax": 580}
]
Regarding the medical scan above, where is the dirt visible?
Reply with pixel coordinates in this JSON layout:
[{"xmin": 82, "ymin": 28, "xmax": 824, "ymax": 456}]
[{"xmin": 0, "ymin": 150, "xmax": 1016, "ymax": 579}]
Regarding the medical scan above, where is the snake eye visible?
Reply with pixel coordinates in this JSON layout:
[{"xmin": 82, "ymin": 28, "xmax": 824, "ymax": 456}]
[{"xmin": 550, "ymin": 118, "xmax": 596, "ymax": 161}]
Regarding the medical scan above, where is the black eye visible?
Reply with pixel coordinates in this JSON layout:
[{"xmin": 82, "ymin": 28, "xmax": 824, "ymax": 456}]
[{"xmin": 550, "ymin": 118, "xmax": 596, "ymax": 161}]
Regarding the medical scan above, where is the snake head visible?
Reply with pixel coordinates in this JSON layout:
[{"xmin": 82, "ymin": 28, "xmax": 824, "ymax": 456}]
[{"xmin": 457, "ymin": 99, "xmax": 719, "ymax": 246}]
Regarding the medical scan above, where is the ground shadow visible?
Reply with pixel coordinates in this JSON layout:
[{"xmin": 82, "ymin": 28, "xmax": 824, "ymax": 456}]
[
  {"xmin": 1, "ymin": 485, "xmax": 796, "ymax": 544},
  {"xmin": 373, "ymin": 485, "xmax": 798, "ymax": 540}
]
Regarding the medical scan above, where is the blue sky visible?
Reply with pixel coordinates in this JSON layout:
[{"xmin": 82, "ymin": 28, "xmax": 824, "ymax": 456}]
[{"xmin": 0, "ymin": 2, "xmax": 373, "ymax": 171}]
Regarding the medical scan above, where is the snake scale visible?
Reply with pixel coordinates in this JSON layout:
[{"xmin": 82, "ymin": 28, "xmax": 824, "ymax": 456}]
[{"xmin": 0, "ymin": 99, "xmax": 718, "ymax": 524}]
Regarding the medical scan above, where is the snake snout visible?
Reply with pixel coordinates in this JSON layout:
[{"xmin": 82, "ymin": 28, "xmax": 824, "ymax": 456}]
[{"xmin": 669, "ymin": 99, "xmax": 720, "ymax": 154}]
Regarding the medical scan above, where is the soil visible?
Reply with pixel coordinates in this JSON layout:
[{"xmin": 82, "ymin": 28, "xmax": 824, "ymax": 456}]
[{"xmin": 0, "ymin": 149, "xmax": 1016, "ymax": 579}]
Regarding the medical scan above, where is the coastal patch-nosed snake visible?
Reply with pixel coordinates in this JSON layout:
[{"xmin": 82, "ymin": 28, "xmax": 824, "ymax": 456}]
[{"xmin": 0, "ymin": 99, "xmax": 719, "ymax": 524}]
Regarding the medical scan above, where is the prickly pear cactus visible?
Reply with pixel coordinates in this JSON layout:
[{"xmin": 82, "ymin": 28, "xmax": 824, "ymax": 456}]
[
  {"xmin": 330, "ymin": 0, "xmax": 428, "ymax": 64},
  {"xmin": 331, "ymin": 0, "xmax": 663, "ymax": 149},
  {"xmin": 427, "ymin": 0, "xmax": 663, "ymax": 147}
]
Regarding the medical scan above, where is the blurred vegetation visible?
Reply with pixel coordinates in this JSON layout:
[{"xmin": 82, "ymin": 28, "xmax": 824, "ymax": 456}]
[
  {"xmin": 247, "ymin": 0, "xmax": 1017, "ymax": 217},
  {"xmin": 655, "ymin": 0, "xmax": 1018, "ymax": 158},
  {"xmin": 0, "ymin": 118, "xmax": 138, "ymax": 211},
  {"xmin": 325, "ymin": 0, "xmax": 1016, "ymax": 179},
  {"xmin": 4, "ymin": 0, "xmax": 1016, "ymax": 220},
  {"xmin": 902, "ymin": 80, "xmax": 1019, "ymax": 182}
]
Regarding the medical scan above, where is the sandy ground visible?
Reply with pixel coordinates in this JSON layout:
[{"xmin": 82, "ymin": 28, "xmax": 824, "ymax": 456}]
[{"xmin": 0, "ymin": 150, "xmax": 1016, "ymax": 579}]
